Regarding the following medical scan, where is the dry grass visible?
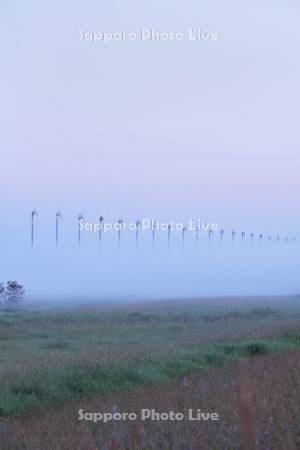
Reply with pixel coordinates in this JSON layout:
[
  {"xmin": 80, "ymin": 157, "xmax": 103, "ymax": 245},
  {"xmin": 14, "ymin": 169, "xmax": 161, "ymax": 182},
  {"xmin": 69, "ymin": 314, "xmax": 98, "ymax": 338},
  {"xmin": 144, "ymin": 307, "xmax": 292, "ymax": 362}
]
[
  {"xmin": 1, "ymin": 298, "xmax": 300, "ymax": 449},
  {"xmin": 1, "ymin": 297, "xmax": 299, "ymax": 378},
  {"xmin": 1, "ymin": 350, "xmax": 300, "ymax": 449}
]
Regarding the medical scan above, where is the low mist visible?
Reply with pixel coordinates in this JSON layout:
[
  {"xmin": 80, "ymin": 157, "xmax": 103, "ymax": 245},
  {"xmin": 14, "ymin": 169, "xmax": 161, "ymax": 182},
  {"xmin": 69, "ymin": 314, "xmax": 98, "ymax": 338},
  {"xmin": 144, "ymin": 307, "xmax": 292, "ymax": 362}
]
[{"xmin": 3, "ymin": 218, "xmax": 299, "ymax": 302}]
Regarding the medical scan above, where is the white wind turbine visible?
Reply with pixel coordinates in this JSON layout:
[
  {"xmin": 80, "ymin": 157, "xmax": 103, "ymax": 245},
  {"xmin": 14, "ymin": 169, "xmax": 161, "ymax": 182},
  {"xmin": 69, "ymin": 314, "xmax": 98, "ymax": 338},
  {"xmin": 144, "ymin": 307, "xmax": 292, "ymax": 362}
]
[
  {"xmin": 152, "ymin": 220, "xmax": 158, "ymax": 250},
  {"xmin": 168, "ymin": 223, "xmax": 172, "ymax": 248},
  {"xmin": 98, "ymin": 215, "xmax": 104, "ymax": 245},
  {"xmin": 31, "ymin": 209, "xmax": 38, "ymax": 251},
  {"xmin": 182, "ymin": 225, "xmax": 187, "ymax": 247},
  {"xmin": 135, "ymin": 218, "xmax": 141, "ymax": 249},
  {"xmin": 78, "ymin": 213, "xmax": 84, "ymax": 248},
  {"xmin": 117, "ymin": 218, "xmax": 123, "ymax": 250},
  {"xmin": 220, "ymin": 228, "xmax": 225, "ymax": 243},
  {"xmin": 56, "ymin": 209, "xmax": 63, "ymax": 250},
  {"xmin": 232, "ymin": 230, "xmax": 237, "ymax": 245},
  {"xmin": 195, "ymin": 225, "xmax": 200, "ymax": 245},
  {"xmin": 241, "ymin": 231, "xmax": 246, "ymax": 244}
]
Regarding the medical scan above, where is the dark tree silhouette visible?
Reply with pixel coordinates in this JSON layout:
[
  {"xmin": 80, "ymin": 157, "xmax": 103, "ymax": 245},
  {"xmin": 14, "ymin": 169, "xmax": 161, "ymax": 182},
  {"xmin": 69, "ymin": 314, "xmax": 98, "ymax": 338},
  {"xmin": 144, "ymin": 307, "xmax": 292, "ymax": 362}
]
[{"xmin": 4, "ymin": 281, "xmax": 25, "ymax": 306}]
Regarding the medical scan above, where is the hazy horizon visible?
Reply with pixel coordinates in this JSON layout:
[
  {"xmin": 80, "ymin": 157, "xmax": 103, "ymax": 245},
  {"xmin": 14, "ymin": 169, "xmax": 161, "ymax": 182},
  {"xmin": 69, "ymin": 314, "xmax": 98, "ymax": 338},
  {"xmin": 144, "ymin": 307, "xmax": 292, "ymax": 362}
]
[{"xmin": 1, "ymin": 0, "xmax": 299, "ymax": 300}]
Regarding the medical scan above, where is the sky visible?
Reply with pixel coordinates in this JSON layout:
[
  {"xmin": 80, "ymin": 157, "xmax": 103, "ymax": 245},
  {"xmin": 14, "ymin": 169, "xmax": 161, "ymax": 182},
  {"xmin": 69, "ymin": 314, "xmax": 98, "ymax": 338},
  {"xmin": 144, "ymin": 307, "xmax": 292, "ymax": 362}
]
[{"xmin": 0, "ymin": 0, "xmax": 299, "ymax": 300}]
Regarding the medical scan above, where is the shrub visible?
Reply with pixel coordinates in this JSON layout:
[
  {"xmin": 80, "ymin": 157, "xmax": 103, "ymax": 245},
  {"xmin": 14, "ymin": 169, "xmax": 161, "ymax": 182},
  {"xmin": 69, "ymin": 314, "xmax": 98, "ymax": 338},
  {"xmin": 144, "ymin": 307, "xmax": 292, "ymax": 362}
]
[{"xmin": 0, "ymin": 281, "xmax": 25, "ymax": 307}]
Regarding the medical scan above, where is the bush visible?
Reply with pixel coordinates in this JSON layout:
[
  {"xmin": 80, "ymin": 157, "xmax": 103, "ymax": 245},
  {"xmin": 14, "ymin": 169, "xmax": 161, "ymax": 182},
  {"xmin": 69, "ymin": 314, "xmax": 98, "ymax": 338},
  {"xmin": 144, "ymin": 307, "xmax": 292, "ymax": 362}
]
[{"xmin": 0, "ymin": 281, "xmax": 25, "ymax": 307}]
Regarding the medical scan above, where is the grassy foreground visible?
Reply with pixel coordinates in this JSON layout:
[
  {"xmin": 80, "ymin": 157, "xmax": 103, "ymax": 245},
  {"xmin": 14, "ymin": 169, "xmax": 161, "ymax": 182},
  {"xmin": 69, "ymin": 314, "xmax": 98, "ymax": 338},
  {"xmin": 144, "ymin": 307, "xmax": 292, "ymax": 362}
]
[{"xmin": 1, "ymin": 297, "xmax": 300, "ymax": 418}]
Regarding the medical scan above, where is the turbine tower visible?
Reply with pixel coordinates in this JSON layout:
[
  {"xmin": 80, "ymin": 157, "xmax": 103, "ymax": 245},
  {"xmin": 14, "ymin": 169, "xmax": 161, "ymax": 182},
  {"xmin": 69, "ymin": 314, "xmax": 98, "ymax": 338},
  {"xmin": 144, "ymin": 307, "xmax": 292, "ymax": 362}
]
[
  {"xmin": 250, "ymin": 233, "xmax": 255, "ymax": 244},
  {"xmin": 195, "ymin": 225, "xmax": 200, "ymax": 244},
  {"xmin": 98, "ymin": 216, "xmax": 104, "ymax": 245},
  {"xmin": 78, "ymin": 213, "xmax": 84, "ymax": 248},
  {"xmin": 135, "ymin": 218, "xmax": 141, "ymax": 249},
  {"xmin": 168, "ymin": 224, "xmax": 172, "ymax": 248},
  {"xmin": 117, "ymin": 219, "xmax": 123, "ymax": 250},
  {"xmin": 231, "ymin": 230, "xmax": 237, "ymax": 245},
  {"xmin": 152, "ymin": 220, "xmax": 157, "ymax": 250},
  {"xmin": 220, "ymin": 228, "xmax": 224, "ymax": 243},
  {"xmin": 182, "ymin": 225, "xmax": 187, "ymax": 247},
  {"xmin": 241, "ymin": 231, "xmax": 246, "ymax": 244},
  {"xmin": 56, "ymin": 209, "xmax": 63, "ymax": 250},
  {"xmin": 31, "ymin": 209, "xmax": 38, "ymax": 251}
]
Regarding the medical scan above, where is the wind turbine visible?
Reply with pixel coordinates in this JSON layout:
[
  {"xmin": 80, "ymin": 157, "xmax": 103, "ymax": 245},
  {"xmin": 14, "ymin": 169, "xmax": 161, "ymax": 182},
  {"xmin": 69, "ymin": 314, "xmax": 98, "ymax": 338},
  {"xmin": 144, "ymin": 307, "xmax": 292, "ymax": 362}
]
[
  {"xmin": 152, "ymin": 220, "xmax": 157, "ymax": 250},
  {"xmin": 117, "ymin": 218, "xmax": 123, "ymax": 250},
  {"xmin": 98, "ymin": 216, "xmax": 104, "ymax": 245},
  {"xmin": 232, "ymin": 230, "xmax": 237, "ymax": 245},
  {"xmin": 276, "ymin": 236, "xmax": 281, "ymax": 243},
  {"xmin": 55, "ymin": 209, "xmax": 63, "ymax": 250},
  {"xmin": 241, "ymin": 231, "xmax": 246, "ymax": 244},
  {"xmin": 182, "ymin": 225, "xmax": 187, "ymax": 247},
  {"xmin": 135, "ymin": 218, "xmax": 141, "ymax": 249},
  {"xmin": 195, "ymin": 225, "xmax": 200, "ymax": 244},
  {"xmin": 259, "ymin": 234, "xmax": 263, "ymax": 245},
  {"xmin": 168, "ymin": 224, "xmax": 172, "ymax": 248},
  {"xmin": 31, "ymin": 209, "xmax": 38, "ymax": 251},
  {"xmin": 251, "ymin": 233, "xmax": 255, "ymax": 244},
  {"xmin": 220, "ymin": 228, "xmax": 224, "ymax": 243},
  {"xmin": 208, "ymin": 229, "xmax": 213, "ymax": 243},
  {"xmin": 78, "ymin": 213, "xmax": 84, "ymax": 248}
]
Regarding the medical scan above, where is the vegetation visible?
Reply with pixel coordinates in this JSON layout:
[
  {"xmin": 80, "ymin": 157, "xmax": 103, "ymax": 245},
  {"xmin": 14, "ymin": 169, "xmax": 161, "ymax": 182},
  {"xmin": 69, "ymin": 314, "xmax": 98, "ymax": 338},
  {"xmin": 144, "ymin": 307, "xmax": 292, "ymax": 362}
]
[
  {"xmin": 3, "ymin": 349, "xmax": 299, "ymax": 450},
  {"xmin": 0, "ymin": 297, "xmax": 300, "ymax": 448},
  {"xmin": 0, "ymin": 281, "xmax": 25, "ymax": 307}
]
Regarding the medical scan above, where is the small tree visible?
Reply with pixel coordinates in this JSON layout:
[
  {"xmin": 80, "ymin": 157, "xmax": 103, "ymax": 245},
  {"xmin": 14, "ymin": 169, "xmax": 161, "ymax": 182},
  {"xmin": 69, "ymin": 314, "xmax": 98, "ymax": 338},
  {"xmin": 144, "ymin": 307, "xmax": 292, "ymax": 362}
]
[{"xmin": 4, "ymin": 281, "xmax": 25, "ymax": 306}]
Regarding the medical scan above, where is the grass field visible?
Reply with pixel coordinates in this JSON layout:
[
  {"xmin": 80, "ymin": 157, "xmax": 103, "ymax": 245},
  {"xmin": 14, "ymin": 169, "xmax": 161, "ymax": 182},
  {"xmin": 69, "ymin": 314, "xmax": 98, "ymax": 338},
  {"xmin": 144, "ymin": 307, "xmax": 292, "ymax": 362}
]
[{"xmin": 1, "ymin": 296, "xmax": 300, "ymax": 449}]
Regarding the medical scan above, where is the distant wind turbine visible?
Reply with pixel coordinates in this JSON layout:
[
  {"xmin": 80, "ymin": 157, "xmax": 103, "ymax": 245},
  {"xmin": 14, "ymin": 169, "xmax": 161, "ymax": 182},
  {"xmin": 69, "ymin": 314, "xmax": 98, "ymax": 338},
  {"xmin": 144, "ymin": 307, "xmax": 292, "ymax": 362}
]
[
  {"xmin": 182, "ymin": 225, "xmax": 187, "ymax": 247},
  {"xmin": 118, "ymin": 219, "xmax": 123, "ymax": 250},
  {"xmin": 152, "ymin": 220, "xmax": 157, "ymax": 250},
  {"xmin": 220, "ymin": 229, "xmax": 224, "ymax": 243},
  {"xmin": 98, "ymin": 216, "xmax": 104, "ymax": 245},
  {"xmin": 168, "ymin": 224, "xmax": 172, "ymax": 248},
  {"xmin": 78, "ymin": 213, "xmax": 84, "ymax": 248},
  {"xmin": 241, "ymin": 231, "xmax": 246, "ymax": 244},
  {"xmin": 135, "ymin": 219, "xmax": 141, "ymax": 249},
  {"xmin": 232, "ymin": 230, "xmax": 237, "ymax": 245},
  {"xmin": 259, "ymin": 234, "xmax": 263, "ymax": 245},
  {"xmin": 56, "ymin": 209, "xmax": 63, "ymax": 250},
  {"xmin": 31, "ymin": 209, "xmax": 38, "ymax": 250},
  {"xmin": 195, "ymin": 226, "xmax": 200, "ymax": 244},
  {"xmin": 208, "ymin": 229, "xmax": 213, "ymax": 243},
  {"xmin": 251, "ymin": 233, "xmax": 255, "ymax": 244}
]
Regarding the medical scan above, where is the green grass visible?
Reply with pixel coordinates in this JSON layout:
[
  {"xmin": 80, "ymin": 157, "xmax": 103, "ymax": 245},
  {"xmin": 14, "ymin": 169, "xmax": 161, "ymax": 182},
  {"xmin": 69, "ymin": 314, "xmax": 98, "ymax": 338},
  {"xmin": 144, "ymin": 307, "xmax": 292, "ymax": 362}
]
[
  {"xmin": 1, "ymin": 331, "xmax": 299, "ymax": 417},
  {"xmin": 1, "ymin": 298, "xmax": 300, "ymax": 418}
]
